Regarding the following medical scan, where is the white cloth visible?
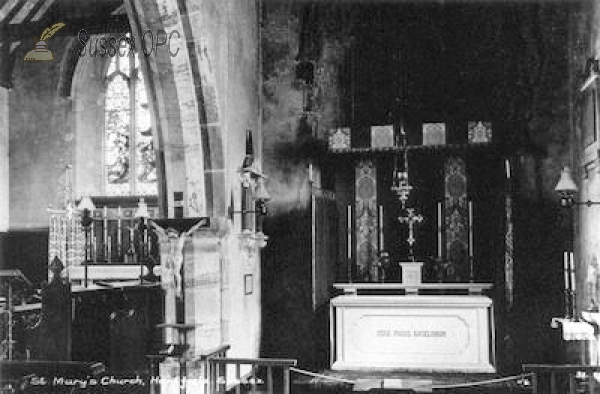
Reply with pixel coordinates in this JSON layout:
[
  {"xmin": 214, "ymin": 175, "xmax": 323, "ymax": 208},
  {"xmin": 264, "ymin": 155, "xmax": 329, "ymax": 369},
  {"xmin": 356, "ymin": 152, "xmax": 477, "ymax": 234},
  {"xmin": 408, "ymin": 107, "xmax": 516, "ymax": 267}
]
[
  {"xmin": 551, "ymin": 318, "xmax": 595, "ymax": 340},
  {"xmin": 582, "ymin": 311, "xmax": 600, "ymax": 326}
]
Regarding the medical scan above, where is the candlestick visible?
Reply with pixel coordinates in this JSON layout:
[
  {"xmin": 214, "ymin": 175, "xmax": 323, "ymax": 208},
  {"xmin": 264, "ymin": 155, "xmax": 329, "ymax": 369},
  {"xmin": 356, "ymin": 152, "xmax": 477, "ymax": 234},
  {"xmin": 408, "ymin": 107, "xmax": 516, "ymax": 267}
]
[
  {"xmin": 378, "ymin": 205, "xmax": 384, "ymax": 252},
  {"xmin": 347, "ymin": 205, "xmax": 352, "ymax": 260},
  {"xmin": 563, "ymin": 252, "xmax": 570, "ymax": 291},
  {"xmin": 437, "ymin": 202, "xmax": 443, "ymax": 259},
  {"xmin": 468, "ymin": 201, "xmax": 474, "ymax": 258}
]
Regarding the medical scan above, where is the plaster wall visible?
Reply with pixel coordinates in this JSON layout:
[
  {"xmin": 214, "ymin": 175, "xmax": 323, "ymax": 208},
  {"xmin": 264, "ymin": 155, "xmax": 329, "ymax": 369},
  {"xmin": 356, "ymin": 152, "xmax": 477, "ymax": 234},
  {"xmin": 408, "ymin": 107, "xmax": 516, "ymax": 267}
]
[
  {"xmin": 72, "ymin": 43, "xmax": 108, "ymax": 198},
  {"xmin": 9, "ymin": 37, "xmax": 75, "ymax": 229}
]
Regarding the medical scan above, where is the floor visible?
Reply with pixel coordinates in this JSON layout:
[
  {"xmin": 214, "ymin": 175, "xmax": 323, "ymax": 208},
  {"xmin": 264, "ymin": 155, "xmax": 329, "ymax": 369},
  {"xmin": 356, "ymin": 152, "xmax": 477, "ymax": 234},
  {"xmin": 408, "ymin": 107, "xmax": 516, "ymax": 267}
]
[{"xmin": 291, "ymin": 370, "xmax": 532, "ymax": 393}]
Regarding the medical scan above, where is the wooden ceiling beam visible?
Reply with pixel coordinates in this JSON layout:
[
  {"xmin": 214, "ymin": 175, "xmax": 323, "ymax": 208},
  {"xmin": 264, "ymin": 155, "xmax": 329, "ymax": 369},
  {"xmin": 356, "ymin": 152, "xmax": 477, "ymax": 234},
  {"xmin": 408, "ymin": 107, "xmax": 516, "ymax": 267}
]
[{"xmin": 1, "ymin": 14, "xmax": 129, "ymax": 41}]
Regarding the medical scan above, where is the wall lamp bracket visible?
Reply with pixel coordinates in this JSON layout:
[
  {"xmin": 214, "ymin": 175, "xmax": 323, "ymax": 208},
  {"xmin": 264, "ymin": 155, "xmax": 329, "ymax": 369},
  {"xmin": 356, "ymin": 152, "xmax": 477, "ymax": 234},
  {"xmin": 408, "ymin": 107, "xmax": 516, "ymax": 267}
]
[{"xmin": 555, "ymin": 166, "xmax": 600, "ymax": 207}]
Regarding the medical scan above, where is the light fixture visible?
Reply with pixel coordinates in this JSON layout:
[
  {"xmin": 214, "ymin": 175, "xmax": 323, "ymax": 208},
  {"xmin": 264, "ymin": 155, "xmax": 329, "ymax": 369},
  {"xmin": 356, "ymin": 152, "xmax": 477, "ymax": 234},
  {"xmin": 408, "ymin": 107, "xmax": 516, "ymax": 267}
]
[
  {"xmin": 580, "ymin": 58, "xmax": 599, "ymax": 93},
  {"xmin": 235, "ymin": 130, "xmax": 270, "ymax": 233},
  {"xmin": 391, "ymin": 125, "xmax": 413, "ymax": 209},
  {"xmin": 135, "ymin": 197, "xmax": 150, "ymax": 219},
  {"xmin": 77, "ymin": 196, "xmax": 96, "ymax": 226},
  {"xmin": 391, "ymin": 170, "xmax": 412, "ymax": 208},
  {"xmin": 254, "ymin": 178, "xmax": 271, "ymax": 234},
  {"xmin": 555, "ymin": 166, "xmax": 600, "ymax": 207}
]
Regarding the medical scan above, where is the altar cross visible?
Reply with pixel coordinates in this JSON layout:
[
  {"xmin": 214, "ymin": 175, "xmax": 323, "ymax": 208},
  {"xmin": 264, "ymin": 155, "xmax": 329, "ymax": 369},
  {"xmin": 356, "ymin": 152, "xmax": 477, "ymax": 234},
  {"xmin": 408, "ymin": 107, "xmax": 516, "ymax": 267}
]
[{"xmin": 399, "ymin": 208, "xmax": 423, "ymax": 260}]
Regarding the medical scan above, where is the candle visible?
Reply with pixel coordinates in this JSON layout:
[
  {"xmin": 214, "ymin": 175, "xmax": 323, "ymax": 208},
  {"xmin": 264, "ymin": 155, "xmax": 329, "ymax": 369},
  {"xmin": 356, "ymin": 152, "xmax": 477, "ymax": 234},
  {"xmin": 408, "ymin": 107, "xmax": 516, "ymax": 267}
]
[
  {"xmin": 107, "ymin": 236, "xmax": 112, "ymax": 262},
  {"xmin": 570, "ymin": 253, "xmax": 576, "ymax": 292},
  {"xmin": 308, "ymin": 163, "xmax": 313, "ymax": 183},
  {"xmin": 563, "ymin": 252, "xmax": 570, "ymax": 291},
  {"xmin": 103, "ymin": 206, "xmax": 108, "ymax": 259},
  {"xmin": 347, "ymin": 205, "xmax": 352, "ymax": 282},
  {"xmin": 378, "ymin": 205, "xmax": 384, "ymax": 251},
  {"xmin": 468, "ymin": 201, "xmax": 474, "ymax": 258},
  {"xmin": 347, "ymin": 205, "xmax": 352, "ymax": 260},
  {"xmin": 505, "ymin": 159, "xmax": 511, "ymax": 180},
  {"xmin": 117, "ymin": 206, "xmax": 122, "ymax": 256},
  {"xmin": 437, "ymin": 202, "xmax": 443, "ymax": 259}
]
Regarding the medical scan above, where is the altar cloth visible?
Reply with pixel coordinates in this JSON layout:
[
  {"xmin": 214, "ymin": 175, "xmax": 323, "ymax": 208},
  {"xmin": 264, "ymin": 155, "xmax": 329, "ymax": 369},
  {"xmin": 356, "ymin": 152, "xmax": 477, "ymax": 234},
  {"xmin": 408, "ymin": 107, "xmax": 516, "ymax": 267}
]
[
  {"xmin": 551, "ymin": 318, "xmax": 595, "ymax": 341},
  {"xmin": 330, "ymin": 295, "xmax": 495, "ymax": 372}
]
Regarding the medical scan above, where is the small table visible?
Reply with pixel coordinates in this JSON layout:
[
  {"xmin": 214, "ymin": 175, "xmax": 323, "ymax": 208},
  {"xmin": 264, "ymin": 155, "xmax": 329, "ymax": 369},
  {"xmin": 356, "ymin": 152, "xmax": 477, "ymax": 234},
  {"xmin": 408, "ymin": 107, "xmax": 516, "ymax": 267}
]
[{"xmin": 149, "ymin": 323, "xmax": 200, "ymax": 394}]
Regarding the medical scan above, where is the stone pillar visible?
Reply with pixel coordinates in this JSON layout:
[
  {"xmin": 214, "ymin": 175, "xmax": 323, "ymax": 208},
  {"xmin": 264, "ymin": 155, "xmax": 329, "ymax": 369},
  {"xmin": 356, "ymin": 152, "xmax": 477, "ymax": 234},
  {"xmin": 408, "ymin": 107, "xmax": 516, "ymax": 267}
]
[
  {"xmin": 154, "ymin": 217, "xmax": 263, "ymax": 392},
  {"xmin": 154, "ymin": 218, "xmax": 228, "ymax": 394},
  {"xmin": 185, "ymin": 227, "xmax": 226, "ymax": 355}
]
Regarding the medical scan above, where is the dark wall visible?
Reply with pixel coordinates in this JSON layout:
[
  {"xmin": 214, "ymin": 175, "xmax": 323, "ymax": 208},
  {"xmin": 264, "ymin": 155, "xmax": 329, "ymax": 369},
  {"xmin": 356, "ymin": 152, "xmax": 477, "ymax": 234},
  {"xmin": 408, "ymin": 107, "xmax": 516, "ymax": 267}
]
[
  {"xmin": 260, "ymin": 3, "xmax": 348, "ymax": 368},
  {"xmin": 4, "ymin": 229, "xmax": 49, "ymax": 288}
]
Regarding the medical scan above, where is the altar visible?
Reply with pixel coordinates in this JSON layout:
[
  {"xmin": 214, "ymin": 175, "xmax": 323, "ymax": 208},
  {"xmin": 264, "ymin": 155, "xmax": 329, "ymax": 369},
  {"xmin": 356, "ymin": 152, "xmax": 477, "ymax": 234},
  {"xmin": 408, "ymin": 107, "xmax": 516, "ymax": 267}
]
[
  {"xmin": 330, "ymin": 283, "xmax": 495, "ymax": 372},
  {"xmin": 325, "ymin": 119, "xmax": 505, "ymax": 373}
]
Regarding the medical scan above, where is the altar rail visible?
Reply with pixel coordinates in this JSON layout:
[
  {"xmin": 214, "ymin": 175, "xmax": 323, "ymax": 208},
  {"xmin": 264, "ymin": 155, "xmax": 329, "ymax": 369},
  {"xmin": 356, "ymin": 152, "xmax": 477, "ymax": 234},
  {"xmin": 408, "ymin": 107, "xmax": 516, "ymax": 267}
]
[
  {"xmin": 87, "ymin": 196, "xmax": 159, "ymax": 264},
  {"xmin": 49, "ymin": 196, "xmax": 159, "ymax": 271},
  {"xmin": 208, "ymin": 356, "xmax": 297, "ymax": 394},
  {"xmin": 523, "ymin": 364, "xmax": 600, "ymax": 394},
  {"xmin": 334, "ymin": 282, "xmax": 493, "ymax": 295}
]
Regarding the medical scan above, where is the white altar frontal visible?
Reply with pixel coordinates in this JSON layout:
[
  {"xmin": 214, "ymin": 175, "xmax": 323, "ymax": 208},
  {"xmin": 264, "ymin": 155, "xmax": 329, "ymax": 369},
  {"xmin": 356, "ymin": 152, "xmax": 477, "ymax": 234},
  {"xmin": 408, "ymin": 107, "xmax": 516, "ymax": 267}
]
[{"xmin": 330, "ymin": 283, "xmax": 495, "ymax": 373}]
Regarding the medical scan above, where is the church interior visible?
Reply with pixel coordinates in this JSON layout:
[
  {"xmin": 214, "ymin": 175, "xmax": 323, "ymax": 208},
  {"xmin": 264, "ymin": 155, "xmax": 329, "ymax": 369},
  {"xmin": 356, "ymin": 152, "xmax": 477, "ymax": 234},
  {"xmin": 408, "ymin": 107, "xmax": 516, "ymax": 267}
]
[{"xmin": 2, "ymin": 0, "xmax": 600, "ymax": 392}]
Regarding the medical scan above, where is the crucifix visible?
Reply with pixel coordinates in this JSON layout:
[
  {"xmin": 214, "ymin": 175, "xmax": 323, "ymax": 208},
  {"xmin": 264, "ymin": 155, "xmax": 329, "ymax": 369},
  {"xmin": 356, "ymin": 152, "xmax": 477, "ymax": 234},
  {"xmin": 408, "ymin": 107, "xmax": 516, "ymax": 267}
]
[{"xmin": 399, "ymin": 208, "xmax": 423, "ymax": 261}]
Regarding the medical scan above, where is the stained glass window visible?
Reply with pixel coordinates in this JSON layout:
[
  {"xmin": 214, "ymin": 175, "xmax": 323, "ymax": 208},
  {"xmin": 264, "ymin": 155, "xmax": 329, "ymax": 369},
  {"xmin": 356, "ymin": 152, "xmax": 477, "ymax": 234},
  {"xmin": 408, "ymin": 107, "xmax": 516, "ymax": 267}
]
[{"xmin": 104, "ymin": 49, "xmax": 156, "ymax": 196}]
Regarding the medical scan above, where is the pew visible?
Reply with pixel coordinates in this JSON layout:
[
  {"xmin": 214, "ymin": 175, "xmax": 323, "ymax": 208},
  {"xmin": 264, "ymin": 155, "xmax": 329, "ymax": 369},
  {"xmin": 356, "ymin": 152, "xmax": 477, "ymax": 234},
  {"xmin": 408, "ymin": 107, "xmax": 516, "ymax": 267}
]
[{"xmin": 5, "ymin": 259, "xmax": 163, "ymax": 374}]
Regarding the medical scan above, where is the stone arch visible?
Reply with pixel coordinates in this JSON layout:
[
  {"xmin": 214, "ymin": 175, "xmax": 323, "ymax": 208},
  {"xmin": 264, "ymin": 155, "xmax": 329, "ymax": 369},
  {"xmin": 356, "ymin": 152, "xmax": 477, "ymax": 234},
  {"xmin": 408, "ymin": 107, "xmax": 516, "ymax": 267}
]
[
  {"xmin": 57, "ymin": 38, "xmax": 81, "ymax": 98},
  {"xmin": 124, "ymin": 0, "xmax": 227, "ymax": 218}
]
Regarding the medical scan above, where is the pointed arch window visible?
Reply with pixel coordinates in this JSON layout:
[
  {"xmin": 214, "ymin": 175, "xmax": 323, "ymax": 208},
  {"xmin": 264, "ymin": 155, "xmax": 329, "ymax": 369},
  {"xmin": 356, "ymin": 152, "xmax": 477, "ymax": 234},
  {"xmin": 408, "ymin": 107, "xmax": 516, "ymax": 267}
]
[{"xmin": 104, "ymin": 51, "xmax": 157, "ymax": 196}]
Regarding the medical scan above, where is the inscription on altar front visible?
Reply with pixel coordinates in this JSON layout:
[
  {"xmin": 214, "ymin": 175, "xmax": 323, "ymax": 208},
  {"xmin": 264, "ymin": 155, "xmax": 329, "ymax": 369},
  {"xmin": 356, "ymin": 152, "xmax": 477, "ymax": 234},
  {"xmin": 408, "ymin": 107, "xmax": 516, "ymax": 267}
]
[{"xmin": 376, "ymin": 330, "xmax": 447, "ymax": 337}]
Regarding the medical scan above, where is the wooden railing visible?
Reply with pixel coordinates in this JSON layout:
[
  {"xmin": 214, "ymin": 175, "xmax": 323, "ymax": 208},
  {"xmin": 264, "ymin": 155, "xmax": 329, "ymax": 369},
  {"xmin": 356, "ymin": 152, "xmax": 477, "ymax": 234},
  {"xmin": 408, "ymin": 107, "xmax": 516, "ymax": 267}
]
[
  {"xmin": 207, "ymin": 356, "xmax": 297, "ymax": 394},
  {"xmin": 523, "ymin": 364, "xmax": 600, "ymax": 394},
  {"xmin": 49, "ymin": 196, "xmax": 160, "ymax": 285},
  {"xmin": 190, "ymin": 345, "xmax": 232, "ymax": 393},
  {"xmin": 148, "ymin": 344, "xmax": 230, "ymax": 394},
  {"xmin": 86, "ymin": 196, "xmax": 159, "ymax": 264}
]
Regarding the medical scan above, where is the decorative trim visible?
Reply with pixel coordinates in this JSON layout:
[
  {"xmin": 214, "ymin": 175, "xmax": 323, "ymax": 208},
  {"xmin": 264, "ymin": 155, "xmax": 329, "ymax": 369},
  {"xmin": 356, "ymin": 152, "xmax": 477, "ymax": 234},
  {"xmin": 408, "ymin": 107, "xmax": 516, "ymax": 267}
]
[
  {"xmin": 444, "ymin": 157, "xmax": 468, "ymax": 279},
  {"xmin": 355, "ymin": 160, "xmax": 377, "ymax": 281}
]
